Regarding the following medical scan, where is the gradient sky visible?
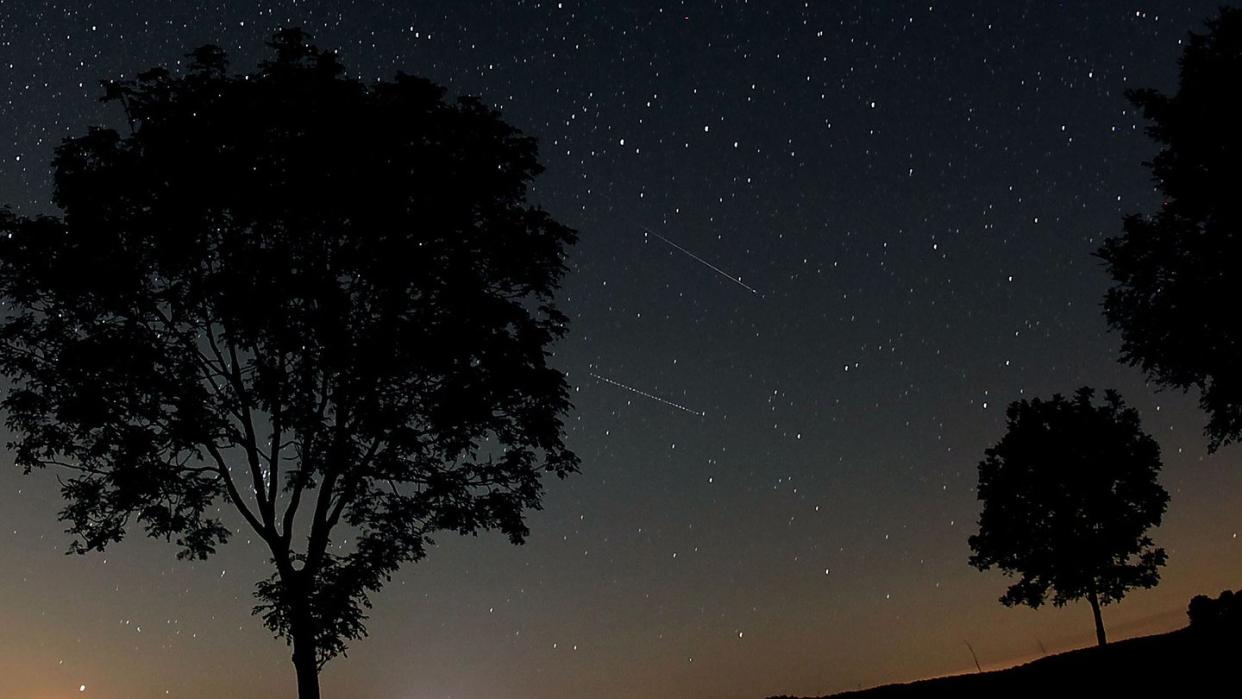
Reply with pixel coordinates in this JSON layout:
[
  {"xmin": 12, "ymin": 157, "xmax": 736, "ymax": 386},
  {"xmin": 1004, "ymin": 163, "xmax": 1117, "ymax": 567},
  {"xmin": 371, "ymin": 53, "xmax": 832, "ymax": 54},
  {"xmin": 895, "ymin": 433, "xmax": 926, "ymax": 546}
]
[{"xmin": 2, "ymin": 2, "xmax": 1241, "ymax": 698}]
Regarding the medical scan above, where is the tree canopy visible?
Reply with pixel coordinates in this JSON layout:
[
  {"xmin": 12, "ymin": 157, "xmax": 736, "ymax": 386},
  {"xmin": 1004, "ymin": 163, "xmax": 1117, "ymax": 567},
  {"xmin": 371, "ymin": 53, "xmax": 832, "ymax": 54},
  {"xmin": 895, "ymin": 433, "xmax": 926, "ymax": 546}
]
[
  {"xmin": 1098, "ymin": 7, "xmax": 1242, "ymax": 451},
  {"xmin": 0, "ymin": 28, "xmax": 577, "ymax": 698},
  {"xmin": 968, "ymin": 388, "xmax": 1168, "ymax": 646}
]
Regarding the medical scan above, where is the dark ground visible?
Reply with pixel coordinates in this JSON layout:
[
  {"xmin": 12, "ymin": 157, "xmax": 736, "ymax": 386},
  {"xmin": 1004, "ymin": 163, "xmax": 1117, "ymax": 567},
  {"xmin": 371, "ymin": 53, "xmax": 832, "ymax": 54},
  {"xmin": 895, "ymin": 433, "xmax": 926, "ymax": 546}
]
[{"xmin": 769, "ymin": 599, "xmax": 1242, "ymax": 699}]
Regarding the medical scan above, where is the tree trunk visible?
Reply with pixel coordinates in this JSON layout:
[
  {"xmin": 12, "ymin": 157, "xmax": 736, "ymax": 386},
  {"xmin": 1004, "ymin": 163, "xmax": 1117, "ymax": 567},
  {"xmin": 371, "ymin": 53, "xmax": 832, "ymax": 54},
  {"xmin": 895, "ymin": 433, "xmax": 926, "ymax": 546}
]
[
  {"xmin": 291, "ymin": 619, "xmax": 321, "ymax": 699},
  {"xmin": 1087, "ymin": 589, "xmax": 1107, "ymax": 646}
]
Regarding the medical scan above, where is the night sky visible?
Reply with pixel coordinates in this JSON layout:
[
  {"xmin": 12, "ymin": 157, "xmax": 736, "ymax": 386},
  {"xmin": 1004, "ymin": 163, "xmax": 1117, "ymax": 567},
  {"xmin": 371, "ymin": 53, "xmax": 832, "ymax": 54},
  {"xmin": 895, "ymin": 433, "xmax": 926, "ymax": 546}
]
[{"xmin": 2, "ymin": 2, "xmax": 1241, "ymax": 698}]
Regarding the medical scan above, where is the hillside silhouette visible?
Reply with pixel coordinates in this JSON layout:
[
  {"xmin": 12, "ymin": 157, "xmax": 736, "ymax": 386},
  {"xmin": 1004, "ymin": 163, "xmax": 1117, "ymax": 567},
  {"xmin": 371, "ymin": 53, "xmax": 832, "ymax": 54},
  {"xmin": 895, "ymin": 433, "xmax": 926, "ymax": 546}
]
[{"xmin": 769, "ymin": 591, "xmax": 1242, "ymax": 699}]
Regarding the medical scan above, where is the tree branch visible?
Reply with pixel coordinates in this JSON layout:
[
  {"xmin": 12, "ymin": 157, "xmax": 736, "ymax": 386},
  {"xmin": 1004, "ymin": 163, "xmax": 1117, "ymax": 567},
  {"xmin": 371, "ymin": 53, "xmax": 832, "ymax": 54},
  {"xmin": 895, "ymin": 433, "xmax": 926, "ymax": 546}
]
[
  {"xmin": 280, "ymin": 367, "xmax": 331, "ymax": 546},
  {"xmin": 303, "ymin": 383, "xmax": 354, "ymax": 573},
  {"xmin": 203, "ymin": 441, "xmax": 269, "ymax": 540},
  {"xmin": 221, "ymin": 331, "xmax": 275, "ymax": 531},
  {"xmin": 266, "ymin": 354, "xmax": 286, "ymax": 517},
  {"xmin": 326, "ymin": 436, "xmax": 383, "ymax": 529}
]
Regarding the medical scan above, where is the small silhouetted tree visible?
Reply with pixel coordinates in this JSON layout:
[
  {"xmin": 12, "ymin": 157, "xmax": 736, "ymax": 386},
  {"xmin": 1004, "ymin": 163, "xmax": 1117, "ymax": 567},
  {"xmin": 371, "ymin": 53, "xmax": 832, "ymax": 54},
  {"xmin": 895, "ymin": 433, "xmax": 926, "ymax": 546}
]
[
  {"xmin": 1188, "ymin": 590, "xmax": 1241, "ymax": 632},
  {"xmin": 968, "ymin": 388, "xmax": 1169, "ymax": 646},
  {"xmin": 1098, "ymin": 7, "xmax": 1242, "ymax": 451},
  {"xmin": 0, "ymin": 30, "xmax": 578, "ymax": 698}
]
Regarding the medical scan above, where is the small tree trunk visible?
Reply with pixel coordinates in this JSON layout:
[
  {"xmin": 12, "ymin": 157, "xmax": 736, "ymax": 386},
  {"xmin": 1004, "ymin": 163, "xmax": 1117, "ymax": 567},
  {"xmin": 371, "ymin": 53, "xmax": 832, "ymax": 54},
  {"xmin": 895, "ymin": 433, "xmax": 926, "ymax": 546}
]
[
  {"xmin": 1087, "ymin": 589, "xmax": 1107, "ymax": 646},
  {"xmin": 291, "ymin": 616, "xmax": 321, "ymax": 699}
]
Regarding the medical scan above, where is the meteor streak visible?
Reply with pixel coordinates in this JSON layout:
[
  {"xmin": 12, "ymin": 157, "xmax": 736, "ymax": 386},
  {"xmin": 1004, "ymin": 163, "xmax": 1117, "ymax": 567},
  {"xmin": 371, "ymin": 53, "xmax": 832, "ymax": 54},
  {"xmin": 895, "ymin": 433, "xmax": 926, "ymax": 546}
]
[
  {"xmin": 588, "ymin": 372, "xmax": 706, "ymax": 416},
  {"xmin": 643, "ymin": 226, "xmax": 762, "ymax": 296}
]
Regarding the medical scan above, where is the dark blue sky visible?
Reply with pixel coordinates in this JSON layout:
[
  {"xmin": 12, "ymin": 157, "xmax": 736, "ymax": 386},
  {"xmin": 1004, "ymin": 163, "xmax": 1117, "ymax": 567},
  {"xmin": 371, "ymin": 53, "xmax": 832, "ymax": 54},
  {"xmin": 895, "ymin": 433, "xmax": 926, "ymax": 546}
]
[{"xmin": 2, "ymin": 2, "xmax": 1239, "ymax": 697}]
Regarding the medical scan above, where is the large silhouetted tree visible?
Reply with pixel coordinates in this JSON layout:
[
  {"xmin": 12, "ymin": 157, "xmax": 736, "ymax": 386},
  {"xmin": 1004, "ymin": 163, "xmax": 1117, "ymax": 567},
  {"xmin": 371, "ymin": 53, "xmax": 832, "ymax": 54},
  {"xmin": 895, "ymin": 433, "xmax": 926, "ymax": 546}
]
[
  {"xmin": 1098, "ymin": 7, "xmax": 1242, "ymax": 451},
  {"xmin": 968, "ymin": 388, "xmax": 1168, "ymax": 646},
  {"xmin": 0, "ymin": 29, "xmax": 578, "ymax": 698}
]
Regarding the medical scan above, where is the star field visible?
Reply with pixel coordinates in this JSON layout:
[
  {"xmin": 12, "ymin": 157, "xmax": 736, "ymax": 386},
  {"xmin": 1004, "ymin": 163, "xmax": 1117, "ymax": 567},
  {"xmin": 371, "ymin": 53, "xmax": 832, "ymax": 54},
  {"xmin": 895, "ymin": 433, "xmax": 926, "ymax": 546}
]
[{"xmin": 1, "ymin": 2, "xmax": 1240, "ymax": 698}]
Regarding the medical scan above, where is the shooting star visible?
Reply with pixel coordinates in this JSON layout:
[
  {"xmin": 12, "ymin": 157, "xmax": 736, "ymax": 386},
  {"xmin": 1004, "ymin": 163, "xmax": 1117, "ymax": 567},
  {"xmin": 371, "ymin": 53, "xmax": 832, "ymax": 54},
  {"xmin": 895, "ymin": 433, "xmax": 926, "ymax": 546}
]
[
  {"xmin": 642, "ymin": 226, "xmax": 762, "ymax": 296},
  {"xmin": 589, "ymin": 372, "xmax": 706, "ymax": 417}
]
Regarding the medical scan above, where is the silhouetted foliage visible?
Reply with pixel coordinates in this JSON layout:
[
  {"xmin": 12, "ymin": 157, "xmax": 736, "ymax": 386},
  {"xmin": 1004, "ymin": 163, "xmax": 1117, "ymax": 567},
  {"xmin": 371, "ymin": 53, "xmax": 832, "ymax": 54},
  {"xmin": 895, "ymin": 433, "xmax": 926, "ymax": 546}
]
[
  {"xmin": 968, "ymin": 388, "xmax": 1168, "ymax": 646},
  {"xmin": 1098, "ymin": 7, "xmax": 1242, "ymax": 451},
  {"xmin": 1188, "ymin": 589, "xmax": 1242, "ymax": 632},
  {"xmin": 0, "ymin": 28, "xmax": 577, "ymax": 698}
]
